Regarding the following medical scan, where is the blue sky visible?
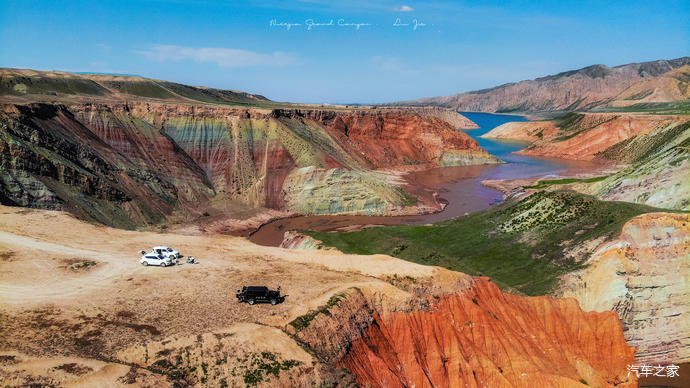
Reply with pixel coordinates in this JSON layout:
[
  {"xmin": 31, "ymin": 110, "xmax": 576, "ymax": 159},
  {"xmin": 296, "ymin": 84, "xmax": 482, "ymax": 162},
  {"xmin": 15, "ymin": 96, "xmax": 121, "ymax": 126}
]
[{"xmin": 1, "ymin": 0, "xmax": 688, "ymax": 103}]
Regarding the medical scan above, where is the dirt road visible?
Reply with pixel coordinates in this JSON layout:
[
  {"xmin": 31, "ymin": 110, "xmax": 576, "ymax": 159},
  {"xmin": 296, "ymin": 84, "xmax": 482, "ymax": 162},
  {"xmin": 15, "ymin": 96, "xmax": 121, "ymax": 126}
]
[{"xmin": 0, "ymin": 205, "xmax": 466, "ymax": 387}]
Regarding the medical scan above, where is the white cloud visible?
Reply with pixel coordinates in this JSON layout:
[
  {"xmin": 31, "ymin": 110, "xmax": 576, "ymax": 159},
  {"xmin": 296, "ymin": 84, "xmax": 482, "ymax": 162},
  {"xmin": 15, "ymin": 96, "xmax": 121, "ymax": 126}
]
[
  {"xmin": 395, "ymin": 5, "xmax": 414, "ymax": 12},
  {"xmin": 136, "ymin": 45, "xmax": 298, "ymax": 68}
]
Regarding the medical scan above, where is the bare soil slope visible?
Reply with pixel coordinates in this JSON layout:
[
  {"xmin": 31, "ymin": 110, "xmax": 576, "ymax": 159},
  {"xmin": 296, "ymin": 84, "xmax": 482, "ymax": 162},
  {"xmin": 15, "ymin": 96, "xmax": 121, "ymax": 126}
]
[{"xmin": 0, "ymin": 205, "xmax": 636, "ymax": 387}]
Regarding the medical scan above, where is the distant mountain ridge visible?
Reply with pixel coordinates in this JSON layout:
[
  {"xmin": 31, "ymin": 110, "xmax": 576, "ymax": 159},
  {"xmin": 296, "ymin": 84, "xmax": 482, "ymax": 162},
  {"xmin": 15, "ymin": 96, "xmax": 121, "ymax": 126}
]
[
  {"xmin": 391, "ymin": 57, "xmax": 690, "ymax": 113},
  {"xmin": 0, "ymin": 68, "xmax": 271, "ymax": 105}
]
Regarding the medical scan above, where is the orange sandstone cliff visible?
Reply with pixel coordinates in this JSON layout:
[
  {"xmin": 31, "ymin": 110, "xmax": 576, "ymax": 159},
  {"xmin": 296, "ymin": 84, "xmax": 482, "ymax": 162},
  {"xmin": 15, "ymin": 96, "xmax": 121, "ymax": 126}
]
[
  {"xmin": 482, "ymin": 113, "xmax": 689, "ymax": 161},
  {"xmin": 339, "ymin": 278, "xmax": 637, "ymax": 388},
  {"xmin": 559, "ymin": 212, "xmax": 690, "ymax": 364}
]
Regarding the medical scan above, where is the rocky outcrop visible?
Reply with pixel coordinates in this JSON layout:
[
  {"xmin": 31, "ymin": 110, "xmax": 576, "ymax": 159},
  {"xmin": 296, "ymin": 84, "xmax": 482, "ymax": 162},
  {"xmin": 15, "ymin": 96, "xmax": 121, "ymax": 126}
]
[
  {"xmin": 483, "ymin": 113, "xmax": 690, "ymax": 161},
  {"xmin": 438, "ymin": 149, "xmax": 504, "ymax": 166},
  {"xmin": 283, "ymin": 108, "xmax": 498, "ymax": 169},
  {"xmin": 0, "ymin": 104, "xmax": 189, "ymax": 228},
  {"xmin": 281, "ymin": 167, "xmax": 416, "ymax": 215},
  {"xmin": 393, "ymin": 57, "xmax": 690, "ymax": 112},
  {"xmin": 286, "ymin": 288, "xmax": 374, "ymax": 364},
  {"xmin": 339, "ymin": 278, "xmax": 637, "ymax": 388},
  {"xmin": 588, "ymin": 139, "xmax": 690, "ymax": 210},
  {"xmin": 558, "ymin": 212, "xmax": 690, "ymax": 364},
  {"xmin": 279, "ymin": 231, "xmax": 333, "ymax": 250},
  {"xmin": 481, "ymin": 113, "xmax": 690, "ymax": 210},
  {"xmin": 403, "ymin": 106, "xmax": 479, "ymax": 129},
  {"xmin": 0, "ymin": 101, "xmax": 492, "ymax": 227},
  {"xmin": 521, "ymin": 114, "xmax": 688, "ymax": 161},
  {"xmin": 480, "ymin": 120, "xmax": 558, "ymax": 142}
]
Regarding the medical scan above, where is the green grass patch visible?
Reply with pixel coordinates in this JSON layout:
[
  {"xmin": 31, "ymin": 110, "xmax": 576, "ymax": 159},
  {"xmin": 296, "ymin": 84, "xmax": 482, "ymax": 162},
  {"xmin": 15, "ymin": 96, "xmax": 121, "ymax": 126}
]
[
  {"xmin": 307, "ymin": 191, "xmax": 655, "ymax": 296},
  {"xmin": 524, "ymin": 176, "xmax": 609, "ymax": 189},
  {"xmin": 102, "ymin": 80, "xmax": 178, "ymax": 99}
]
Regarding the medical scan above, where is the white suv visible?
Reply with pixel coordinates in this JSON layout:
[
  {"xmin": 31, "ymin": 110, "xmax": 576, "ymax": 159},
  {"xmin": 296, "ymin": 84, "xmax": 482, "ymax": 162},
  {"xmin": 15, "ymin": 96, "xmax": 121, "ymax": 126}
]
[
  {"xmin": 151, "ymin": 246, "xmax": 182, "ymax": 259},
  {"xmin": 140, "ymin": 253, "xmax": 173, "ymax": 267}
]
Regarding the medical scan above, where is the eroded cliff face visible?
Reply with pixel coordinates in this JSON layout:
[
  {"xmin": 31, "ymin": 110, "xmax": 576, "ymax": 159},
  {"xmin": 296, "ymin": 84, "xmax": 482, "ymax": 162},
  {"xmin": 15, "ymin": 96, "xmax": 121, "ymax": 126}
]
[
  {"xmin": 482, "ymin": 113, "xmax": 689, "ymax": 161},
  {"xmin": 286, "ymin": 108, "xmax": 497, "ymax": 169},
  {"xmin": 482, "ymin": 113, "xmax": 690, "ymax": 210},
  {"xmin": 0, "ymin": 104, "xmax": 193, "ymax": 228},
  {"xmin": 406, "ymin": 106, "xmax": 479, "ymax": 129},
  {"xmin": 338, "ymin": 278, "xmax": 637, "ymax": 388},
  {"xmin": 0, "ymin": 102, "xmax": 493, "ymax": 227},
  {"xmin": 588, "ymin": 140, "xmax": 690, "ymax": 210},
  {"xmin": 279, "ymin": 230, "xmax": 329, "ymax": 250},
  {"xmin": 0, "ymin": 204, "xmax": 643, "ymax": 387},
  {"xmin": 281, "ymin": 166, "xmax": 416, "ymax": 215},
  {"xmin": 558, "ymin": 212, "xmax": 690, "ymax": 364}
]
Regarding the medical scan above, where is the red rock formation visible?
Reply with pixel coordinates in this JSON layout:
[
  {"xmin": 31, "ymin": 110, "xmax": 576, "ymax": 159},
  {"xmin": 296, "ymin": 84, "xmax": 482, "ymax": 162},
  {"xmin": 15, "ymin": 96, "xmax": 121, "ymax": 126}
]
[
  {"xmin": 0, "ymin": 101, "xmax": 493, "ymax": 227},
  {"xmin": 517, "ymin": 115, "xmax": 687, "ymax": 161},
  {"xmin": 482, "ymin": 112, "xmax": 690, "ymax": 162},
  {"xmin": 291, "ymin": 109, "xmax": 496, "ymax": 169},
  {"xmin": 340, "ymin": 278, "xmax": 637, "ymax": 388}
]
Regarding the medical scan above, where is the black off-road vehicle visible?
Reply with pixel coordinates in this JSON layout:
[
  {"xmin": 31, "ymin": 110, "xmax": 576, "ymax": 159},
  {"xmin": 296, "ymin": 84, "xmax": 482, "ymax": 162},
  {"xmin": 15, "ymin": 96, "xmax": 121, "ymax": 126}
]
[{"xmin": 236, "ymin": 286, "xmax": 285, "ymax": 305}]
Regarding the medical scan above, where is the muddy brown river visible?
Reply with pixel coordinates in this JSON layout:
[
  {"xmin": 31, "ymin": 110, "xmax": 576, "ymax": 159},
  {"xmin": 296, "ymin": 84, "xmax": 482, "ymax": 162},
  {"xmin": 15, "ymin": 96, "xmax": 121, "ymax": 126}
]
[{"xmin": 250, "ymin": 112, "xmax": 605, "ymax": 247}]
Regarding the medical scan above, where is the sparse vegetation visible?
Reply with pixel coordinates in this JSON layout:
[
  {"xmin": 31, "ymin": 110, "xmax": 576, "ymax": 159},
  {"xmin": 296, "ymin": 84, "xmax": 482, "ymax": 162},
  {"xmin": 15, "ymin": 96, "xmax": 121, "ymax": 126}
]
[
  {"xmin": 149, "ymin": 358, "xmax": 196, "ymax": 386},
  {"xmin": 118, "ymin": 366, "xmax": 140, "ymax": 384},
  {"xmin": 0, "ymin": 355, "xmax": 18, "ymax": 365},
  {"xmin": 289, "ymin": 293, "xmax": 347, "ymax": 331},
  {"xmin": 52, "ymin": 362, "xmax": 93, "ymax": 375},
  {"xmin": 401, "ymin": 192, "xmax": 420, "ymax": 207},
  {"xmin": 524, "ymin": 176, "xmax": 608, "ymax": 189},
  {"xmin": 552, "ymin": 113, "xmax": 617, "ymax": 141},
  {"xmin": 66, "ymin": 259, "xmax": 98, "ymax": 271},
  {"xmin": 242, "ymin": 352, "xmax": 302, "ymax": 386},
  {"xmin": 0, "ymin": 250, "xmax": 16, "ymax": 261},
  {"xmin": 156, "ymin": 349, "xmax": 171, "ymax": 357},
  {"xmin": 595, "ymin": 120, "xmax": 690, "ymax": 163},
  {"xmin": 593, "ymin": 101, "xmax": 690, "ymax": 115}
]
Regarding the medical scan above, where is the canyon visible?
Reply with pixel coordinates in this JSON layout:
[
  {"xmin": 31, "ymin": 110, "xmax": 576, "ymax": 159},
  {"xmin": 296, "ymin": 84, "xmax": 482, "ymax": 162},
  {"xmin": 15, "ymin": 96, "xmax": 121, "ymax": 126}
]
[
  {"xmin": 0, "ymin": 205, "xmax": 637, "ymax": 387},
  {"xmin": 473, "ymin": 108, "xmax": 690, "ymax": 383},
  {"xmin": 295, "ymin": 189, "xmax": 689, "ymax": 388},
  {"xmin": 289, "ymin": 107, "xmax": 689, "ymax": 386},
  {"xmin": 482, "ymin": 112, "xmax": 690, "ymax": 210},
  {"xmin": 0, "ymin": 86, "xmax": 498, "ymax": 230},
  {"xmin": 2, "ymin": 66, "xmax": 689, "ymax": 388}
]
